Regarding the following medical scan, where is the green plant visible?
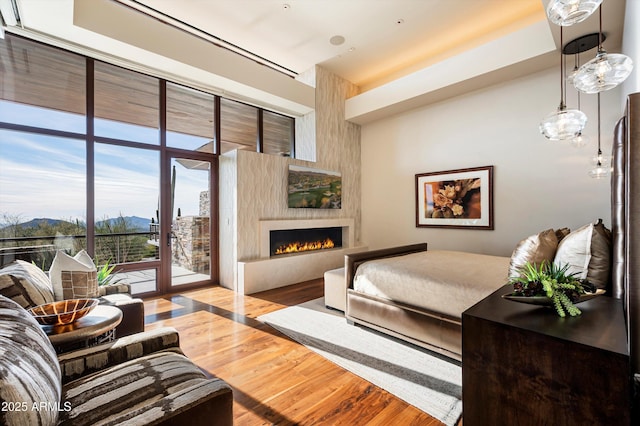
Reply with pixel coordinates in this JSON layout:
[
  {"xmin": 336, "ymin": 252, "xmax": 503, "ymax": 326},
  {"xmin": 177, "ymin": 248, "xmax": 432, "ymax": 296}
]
[
  {"xmin": 509, "ymin": 260, "xmax": 597, "ymax": 317},
  {"xmin": 97, "ymin": 260, "xmax": 124, "ymax": 287}
]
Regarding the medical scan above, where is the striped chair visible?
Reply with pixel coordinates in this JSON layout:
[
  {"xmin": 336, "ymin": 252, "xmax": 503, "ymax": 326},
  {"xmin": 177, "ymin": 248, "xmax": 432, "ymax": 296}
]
[
  {"xmin": 0, "ymin": 259, "xmax": 144, "ymax": 338},
  {"xmin": 0, "ymin": 295, "xmax": 233, "ymax": 426}
]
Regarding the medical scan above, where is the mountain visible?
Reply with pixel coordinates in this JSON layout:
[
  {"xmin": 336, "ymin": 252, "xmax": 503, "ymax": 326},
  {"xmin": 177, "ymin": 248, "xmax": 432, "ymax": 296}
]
[
  {"xmin": 1, "ymin": 216, "xmax": 150, "ymax": 231},
  {"xmin": 96, "ymin": 216, "xmax": 150, "ymax": 231}
]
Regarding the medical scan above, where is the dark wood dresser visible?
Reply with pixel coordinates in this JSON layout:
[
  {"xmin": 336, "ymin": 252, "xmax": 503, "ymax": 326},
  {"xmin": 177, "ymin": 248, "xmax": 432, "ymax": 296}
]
[{"xmin": 462, "ymin": 285, "xmax": 630, "ymax": 425}]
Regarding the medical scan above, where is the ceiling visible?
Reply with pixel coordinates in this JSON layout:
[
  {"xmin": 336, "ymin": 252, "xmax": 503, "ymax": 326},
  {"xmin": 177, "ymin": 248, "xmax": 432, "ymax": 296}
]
[
  {"xmin": 123, "ymin": 0, "xmax": 623, "ymax": 90},
  {"xmin": 1, "ymin": 0, "xmax": 627, "ymax": 120},
  {"xmin": 128, "ymin": 0, "xmax": 545, "ymax": 90}
]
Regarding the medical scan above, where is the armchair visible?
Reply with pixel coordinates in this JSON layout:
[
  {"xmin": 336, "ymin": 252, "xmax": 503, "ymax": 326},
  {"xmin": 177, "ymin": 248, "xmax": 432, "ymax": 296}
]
[
  {"xmin": 0, "ymin": 295, "xmax": 233, "ymax": 426},
  {"xmin": 0, "ymin": 260, "xmax": 144, "ymax": 338}
]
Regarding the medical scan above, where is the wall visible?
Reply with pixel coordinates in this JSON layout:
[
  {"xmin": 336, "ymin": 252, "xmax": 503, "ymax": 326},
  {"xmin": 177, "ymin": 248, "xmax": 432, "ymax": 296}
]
[
  {"xmin": 219, "ymin": 66, "xmax": 361, "ymax": 290},
  {"xmin": 622, "ymin": 0, "xmax": 640, "ymax": 98},
  {"xmin": 360, "ymin": 66, "xmax": 623, "ymax": 256}
]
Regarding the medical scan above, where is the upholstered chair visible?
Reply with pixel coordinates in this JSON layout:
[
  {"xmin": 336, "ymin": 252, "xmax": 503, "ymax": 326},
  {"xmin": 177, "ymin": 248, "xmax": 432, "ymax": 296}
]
[
  {"xmin": 0, "ymin": 295, "xmax": 233, "ymax": 425},
  {"xmin": 0, "ymin": 259, "xmax": 144, "ymax": 338}
]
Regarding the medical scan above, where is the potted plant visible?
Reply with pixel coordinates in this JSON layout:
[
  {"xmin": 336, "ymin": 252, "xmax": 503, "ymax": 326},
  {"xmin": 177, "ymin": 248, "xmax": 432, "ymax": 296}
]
[
  {"xmin": 507, "ymin": 260, "xmax": 598, "ymax": 317},
  {"xmin": 96, "ymin": 260, "xmax": 124, "ymax": 287}
]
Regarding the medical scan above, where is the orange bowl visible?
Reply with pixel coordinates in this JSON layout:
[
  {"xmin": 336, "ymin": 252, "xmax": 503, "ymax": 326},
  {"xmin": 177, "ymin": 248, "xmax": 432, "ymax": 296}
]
[{"xmin": 28, "ymin": 299, "xmax": 99, "ymax": 326}]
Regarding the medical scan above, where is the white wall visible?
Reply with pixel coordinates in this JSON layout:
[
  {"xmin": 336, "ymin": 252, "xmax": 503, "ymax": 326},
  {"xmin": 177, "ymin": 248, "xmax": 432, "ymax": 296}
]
[
  {"xmin": 360, "ymin": 67, "xmax": 623, "ymax": 256},
  {"xmin": 622, "ymin": 0, "xmax": 640, "ymax": 98}
]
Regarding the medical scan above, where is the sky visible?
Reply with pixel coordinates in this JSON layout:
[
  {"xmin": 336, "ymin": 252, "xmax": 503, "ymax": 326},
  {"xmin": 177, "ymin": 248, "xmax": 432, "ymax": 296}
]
[{"xmin": 0, "ymin": 101, "xmax": 210, "ymax": 225}]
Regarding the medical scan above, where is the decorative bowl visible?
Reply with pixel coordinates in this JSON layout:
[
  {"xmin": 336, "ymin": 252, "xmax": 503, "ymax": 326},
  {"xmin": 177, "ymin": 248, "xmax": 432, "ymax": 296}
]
[
  {"xmin": 28, "ymin": 298, "xmax": 99, "ymax": 326},
  {"xmin": 502, "ymin": 288, "xmax": 606, "ymax": 306}
]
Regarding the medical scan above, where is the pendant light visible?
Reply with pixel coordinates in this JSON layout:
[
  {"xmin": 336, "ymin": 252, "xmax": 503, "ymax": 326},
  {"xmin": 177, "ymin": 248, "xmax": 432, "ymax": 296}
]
[
  {"xmin": 546, "ymin": 0, "xmax": 602, "ymax": 26},
  {"xmin": 573, "ymin": 4, "xmax": 634, "ymax": 94},
  {"xmin": 540, "ymin": 26, "xmax": 587, "ymax": 140},
  {"xmin": 589, "ymin": 92, "xmax": 610, "ymax": 178},
  {"xmin": 564, "ymin": 34, "xmax": 601, "ymax": 147}
]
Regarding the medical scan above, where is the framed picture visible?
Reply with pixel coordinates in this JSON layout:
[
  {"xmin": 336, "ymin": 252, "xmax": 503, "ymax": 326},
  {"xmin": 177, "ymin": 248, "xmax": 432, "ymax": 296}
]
[
  {"xmin": 415, "ymin": 165, "xmax": 493, "ymax": 229},
  {"xmin": 288, "ymin": 165, "xmax": 342, "ymax": 209}
]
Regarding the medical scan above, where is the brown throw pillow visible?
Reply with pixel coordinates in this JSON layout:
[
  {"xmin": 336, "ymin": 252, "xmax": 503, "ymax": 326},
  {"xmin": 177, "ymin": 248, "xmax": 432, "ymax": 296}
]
[
  {"xmin": 554, "ymin": 219, "xmax": 611, "ymax": 289},
  {"xmin": 508, "ymin": 229, "xmax": 559, "ymax": 278}
]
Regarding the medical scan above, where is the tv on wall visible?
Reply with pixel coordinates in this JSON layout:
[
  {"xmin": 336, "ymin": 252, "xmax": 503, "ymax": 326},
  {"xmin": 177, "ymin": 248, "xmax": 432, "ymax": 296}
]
[{"xmin": 287, "ymin": 165, "xmax": 341, "ymax": 209}]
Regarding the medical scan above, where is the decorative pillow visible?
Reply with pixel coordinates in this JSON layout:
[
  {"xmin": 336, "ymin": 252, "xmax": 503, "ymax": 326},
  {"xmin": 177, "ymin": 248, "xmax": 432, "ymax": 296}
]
[
  {"xmin": 554, "ymin": 220, "xmax": 612, "ymax": 289},
  {"xmin": 555, "ymin": 227, "xmax": 571, "ymax": 242},
  {"xmin": 508, "ymin": 229, "xmax": 559, "ymax": 278},
  {"xmin": 49, "ymin": 250, "xmax": 98, "ymax": 301},
  {"xmin": 0, "ymin": 260, "xmax": 55, "ymax": 308},
  {"xmin": 0, "ymin": 295, "xmax": 61, "ymax": 426}
]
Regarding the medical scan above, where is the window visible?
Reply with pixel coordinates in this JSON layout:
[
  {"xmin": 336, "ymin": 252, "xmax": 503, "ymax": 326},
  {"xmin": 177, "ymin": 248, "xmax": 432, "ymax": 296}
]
[
  {"xmin": 220, "ymin": 98, "xmax": 257, "ymax": 154},
  {"xmin": 94, "ymin": 143, "xmax": 159, "ymax": 264},
  {"xmin": 94, "ymin": 62, "xmax": 159, "ymax": 144},
  {"xmin": 263, "ymin": 110, "xmax": 294, "ymax": 157},
  {"xmin": 0, "ymin": 36, "xmax": 85, "ymax": 132},
  {"xmin": 0, "ymin": 130, "xmax": 86, "ymax": 269},
  {"xmin": 167, "ymin": 82, "xmax": 215, "ymax": 152}
]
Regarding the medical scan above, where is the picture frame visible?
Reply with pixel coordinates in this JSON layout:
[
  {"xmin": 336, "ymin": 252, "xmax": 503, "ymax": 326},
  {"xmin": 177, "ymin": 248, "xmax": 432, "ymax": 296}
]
[
  {"xmin": 288, "ymin": 165, "xmax": 342, "ymax": 209},
  {"xmin": 415, "ymin": 165, "xmax": 493, "ymax": 229}
]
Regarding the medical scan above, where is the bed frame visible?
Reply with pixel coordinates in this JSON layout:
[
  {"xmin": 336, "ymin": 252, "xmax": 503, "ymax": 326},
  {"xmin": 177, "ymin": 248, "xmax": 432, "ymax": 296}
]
[
  {"xmin": 612, "ymin": 93, "xmax": 640, "ymax": 418},
  {"xmin": 346, "ymin": 93, "xmax": 640, "ymax": 393},
  {"xmin": 344, "ymin": 242, "xmax": 465, "ymax": 361}
]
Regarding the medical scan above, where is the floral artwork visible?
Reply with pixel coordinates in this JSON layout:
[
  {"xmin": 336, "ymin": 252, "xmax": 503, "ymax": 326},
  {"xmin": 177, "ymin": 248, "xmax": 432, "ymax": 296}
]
[{"xmin": 416, "ymin": 166, "xmax": 493, "ymax": 229}]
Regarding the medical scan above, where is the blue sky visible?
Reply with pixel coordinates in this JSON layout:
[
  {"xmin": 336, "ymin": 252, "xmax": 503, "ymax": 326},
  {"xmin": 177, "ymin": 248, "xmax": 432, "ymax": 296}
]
[{"xmin": 0, "ymin": 101, "xmax": 210, "ymax": 225}]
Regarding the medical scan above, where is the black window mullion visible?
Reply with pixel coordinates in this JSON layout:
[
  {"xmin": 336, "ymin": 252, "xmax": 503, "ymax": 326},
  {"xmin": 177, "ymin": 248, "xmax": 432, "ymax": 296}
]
[{"xmin": 257, "ymin": 108, "xmax": 264, "ymax": 153}]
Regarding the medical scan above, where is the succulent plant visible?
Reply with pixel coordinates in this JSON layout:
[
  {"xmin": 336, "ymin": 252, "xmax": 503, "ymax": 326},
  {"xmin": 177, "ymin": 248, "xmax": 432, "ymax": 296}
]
[{"xmin": 509, "ymin": 260, "xmax": 596, "ymax": 317}]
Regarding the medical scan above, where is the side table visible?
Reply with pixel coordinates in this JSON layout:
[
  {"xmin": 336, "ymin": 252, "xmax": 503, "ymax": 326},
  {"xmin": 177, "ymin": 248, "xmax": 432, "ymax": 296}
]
[
  {"xmin": 462, "ymin": 284, "xmax": 630, "ymax": 426},
  {"xmin": 43, "ymin": 305, "xmax": 123, "ymax": 353}
]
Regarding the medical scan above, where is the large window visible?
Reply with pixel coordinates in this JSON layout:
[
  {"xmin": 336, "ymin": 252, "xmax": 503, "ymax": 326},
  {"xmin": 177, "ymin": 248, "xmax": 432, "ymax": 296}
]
[{"xmin": 0, "ymin": 34, "xmax": 296, "ymax": 294}]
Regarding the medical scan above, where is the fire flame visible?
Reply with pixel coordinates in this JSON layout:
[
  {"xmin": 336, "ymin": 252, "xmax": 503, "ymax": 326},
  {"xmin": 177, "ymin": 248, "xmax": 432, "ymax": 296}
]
[{"xmin": 274, "ymin": 238, "xmax": 335, "ymax": 255}]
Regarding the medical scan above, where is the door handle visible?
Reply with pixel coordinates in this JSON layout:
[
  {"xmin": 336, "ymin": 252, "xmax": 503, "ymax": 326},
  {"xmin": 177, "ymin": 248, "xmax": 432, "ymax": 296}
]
[{"xmin": 167, "ymin": 233, "xmax": 171, "ymax": 247}]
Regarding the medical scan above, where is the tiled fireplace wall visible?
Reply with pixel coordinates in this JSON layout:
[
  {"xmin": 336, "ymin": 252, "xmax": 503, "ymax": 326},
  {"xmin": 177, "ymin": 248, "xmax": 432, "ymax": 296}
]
[{"xmin": 219, "ymin": 66, "xmax": 362, "ymax": 293}]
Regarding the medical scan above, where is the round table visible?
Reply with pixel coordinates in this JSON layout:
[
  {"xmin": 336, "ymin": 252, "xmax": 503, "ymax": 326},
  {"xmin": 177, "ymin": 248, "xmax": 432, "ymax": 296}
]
[{"xmin": 43, "ymin": 305, "xmax": 123, "ymax": 353}]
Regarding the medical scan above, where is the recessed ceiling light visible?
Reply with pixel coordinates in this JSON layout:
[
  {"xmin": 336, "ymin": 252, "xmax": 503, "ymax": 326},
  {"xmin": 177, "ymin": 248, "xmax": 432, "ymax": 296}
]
[
  {"xmin": 283, "ymin": 4, "xmax": 291, "ymax": 10},
  {"xmin": 396, "ymin": 18, "xmax": 405, "ymax": 25},
  {"xmin": 329, "ymin": 35, "xmax": 345, "ymax": 46}
]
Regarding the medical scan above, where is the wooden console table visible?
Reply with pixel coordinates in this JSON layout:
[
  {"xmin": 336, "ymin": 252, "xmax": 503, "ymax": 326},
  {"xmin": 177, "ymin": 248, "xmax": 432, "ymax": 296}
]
[{"xmin": 462, "ymin": 285, "xmax": 630, "ymax": 425}]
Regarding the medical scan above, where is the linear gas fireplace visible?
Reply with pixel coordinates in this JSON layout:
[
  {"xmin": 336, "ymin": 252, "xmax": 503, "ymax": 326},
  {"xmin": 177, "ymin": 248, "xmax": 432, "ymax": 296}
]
[
  {"xmin": 270, "ymin": 227, "xmax": 342, "ymax": 256},
  {"xmin": 239, "ymin": 218, "xmax": 366, "ymax": 294}
]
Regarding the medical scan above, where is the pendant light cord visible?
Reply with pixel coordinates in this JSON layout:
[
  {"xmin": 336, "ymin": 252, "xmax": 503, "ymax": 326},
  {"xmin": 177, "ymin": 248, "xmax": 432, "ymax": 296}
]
[
  {"xmin": 560, "ymin": 26, "xmax": 565, "ymax": 108},
  {"xmin": 597, "ymin": 92, "xmax": 602, "ymax": 165}
]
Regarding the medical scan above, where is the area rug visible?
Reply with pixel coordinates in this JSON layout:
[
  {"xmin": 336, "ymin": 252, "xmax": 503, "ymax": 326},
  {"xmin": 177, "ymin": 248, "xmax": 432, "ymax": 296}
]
[{"xmin": 258, "ymin": 298, "xmax": 462, "ymax": 426}]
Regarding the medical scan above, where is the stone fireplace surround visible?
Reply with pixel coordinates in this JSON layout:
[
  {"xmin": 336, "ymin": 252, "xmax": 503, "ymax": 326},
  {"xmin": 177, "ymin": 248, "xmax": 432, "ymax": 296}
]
[{"xmin": 237, "ymin": 218, "xmax": 366, "ymax": 294}]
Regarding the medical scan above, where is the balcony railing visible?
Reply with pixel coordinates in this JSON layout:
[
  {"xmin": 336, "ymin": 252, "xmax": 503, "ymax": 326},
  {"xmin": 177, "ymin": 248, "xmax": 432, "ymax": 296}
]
[{"xmin": 0, "ymin": 231, "xmax": 159, "ymax": 270}]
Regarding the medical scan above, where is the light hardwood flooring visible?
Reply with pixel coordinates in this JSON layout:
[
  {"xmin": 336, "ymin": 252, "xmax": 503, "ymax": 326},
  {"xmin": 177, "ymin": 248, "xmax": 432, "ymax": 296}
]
[{"xmin": 143, "ymin": 279, "xmax": 442, "ymax": 425}]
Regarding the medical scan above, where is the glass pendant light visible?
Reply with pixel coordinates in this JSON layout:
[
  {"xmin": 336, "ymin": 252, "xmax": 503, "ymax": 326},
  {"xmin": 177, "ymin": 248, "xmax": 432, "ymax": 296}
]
[
  {"xmin": 574, "ymin": 5, "xmax": 634, "ymax": 94},
  {"xmin": 540, "ymin": 26, "xmax": 587, "ymax": 140},
  {"xmin": 589, "ymin": 93, "xmax": 610, "ymax": 178},
  {"xmin": 547, "ymin": 0, "xmax": 602, "ymax": 26}
]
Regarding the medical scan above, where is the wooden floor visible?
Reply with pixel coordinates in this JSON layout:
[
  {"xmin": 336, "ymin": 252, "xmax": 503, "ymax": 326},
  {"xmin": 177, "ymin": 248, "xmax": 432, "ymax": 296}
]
[{"xmin": 143, "ymin": 279, "xmax": 443, "ymax": 425}]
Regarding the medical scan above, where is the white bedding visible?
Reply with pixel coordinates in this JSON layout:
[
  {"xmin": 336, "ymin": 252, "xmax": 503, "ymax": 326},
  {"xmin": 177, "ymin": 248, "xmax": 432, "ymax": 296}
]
[{"xmin": 353, "ymin": 250, "xmax": 511, "ymax": 318}]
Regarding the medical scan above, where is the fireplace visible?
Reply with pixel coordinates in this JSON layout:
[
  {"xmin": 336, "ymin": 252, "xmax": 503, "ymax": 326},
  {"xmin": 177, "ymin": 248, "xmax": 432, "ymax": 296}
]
[
  {"xmin": 270, "ymin": 227, "xmax": 343, "ymax": 256},
  {"xmin": 238, "ymin": 218, "xmax": 366, "ymax": 294}
]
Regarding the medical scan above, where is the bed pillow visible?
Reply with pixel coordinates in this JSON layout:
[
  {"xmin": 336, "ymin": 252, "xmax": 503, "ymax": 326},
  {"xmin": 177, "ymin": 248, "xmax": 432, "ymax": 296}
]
[
  {"xmin": 49, "ymin": 250, "xmax": 98, "ymax": 300},
  {"xmin": 508, "ymin": 229, "xmax": 559, "ymax": 278},
  {"xmin": 0, "ymin": 260, "xmax": 55, "ymax": 308},
  {"xmin": 553, "ymin": 220, "xmax": 611, "ymax": 289}
]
